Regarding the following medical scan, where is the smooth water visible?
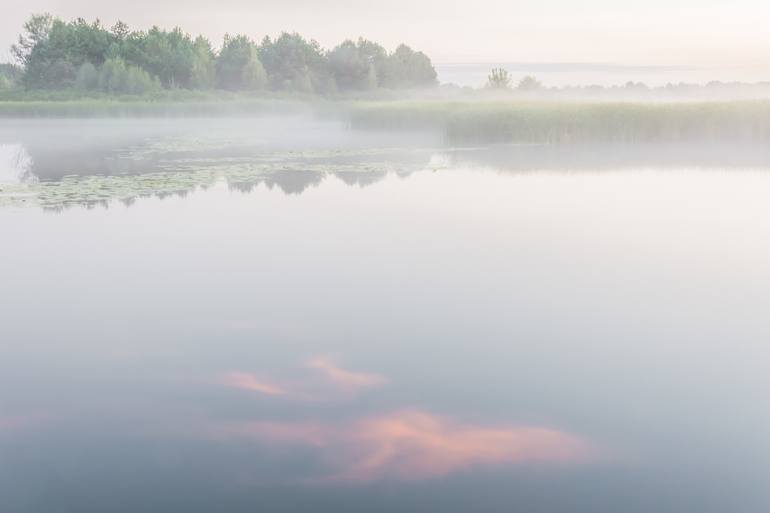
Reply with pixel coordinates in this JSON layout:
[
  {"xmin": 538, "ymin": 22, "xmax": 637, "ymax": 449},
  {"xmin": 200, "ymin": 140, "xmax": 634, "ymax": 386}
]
[{"xmin": 1, "ymin": 119, "xmax": 769, "ymax": 513}]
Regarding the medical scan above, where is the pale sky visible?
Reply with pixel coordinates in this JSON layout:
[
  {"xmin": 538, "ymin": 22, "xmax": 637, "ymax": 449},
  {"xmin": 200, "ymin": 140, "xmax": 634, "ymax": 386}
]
[{"xmin": 2, "ymin": 0, "xmax": 770, "ymax": 69}]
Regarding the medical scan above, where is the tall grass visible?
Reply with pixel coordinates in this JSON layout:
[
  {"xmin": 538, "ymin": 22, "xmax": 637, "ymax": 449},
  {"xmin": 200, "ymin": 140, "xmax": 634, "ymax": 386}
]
[
  {"xmin": 4, "ymin": 94, "xmax": 770, "ymax": 144},
  {"xmin": 349, "ymin": 100, "xmax": 770, "ymax": 143},
  {"xmin": 0, "ymin": 89, "xmax": 318, "ymax": 117}
]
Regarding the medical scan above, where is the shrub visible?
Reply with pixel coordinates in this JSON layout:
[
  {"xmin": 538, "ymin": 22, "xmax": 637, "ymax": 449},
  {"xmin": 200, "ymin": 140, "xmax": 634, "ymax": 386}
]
[
  {"xmin": 216, "ymin": 34, "xmax": 267, "ymax": 91},
  {"xmin": 99, "ymin": 58, "xmax": 159, "ymax": 94},
  {"xmin": 75, "ymin": 62, "xmax": 100, "ymax": 90},
  {"xmin": 518, "ymin": 76, "xmax": 543, "ymax": 92}
]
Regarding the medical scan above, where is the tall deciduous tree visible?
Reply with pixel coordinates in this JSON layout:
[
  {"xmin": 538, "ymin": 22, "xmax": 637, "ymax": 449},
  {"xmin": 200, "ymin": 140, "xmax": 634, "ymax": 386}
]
[
  {"xmin": 216, "ymin": 34, "xmax": 266, "ymax": 91},
  {"xmin": 328, "ymin": 38, "xmax": 387, "ymax": 91},
  {"xmin": 380, "ymin": 44, "xmax": 437, "ymax": 89},
  {"xmin": 258, "ymin": 33, "xmax": 330, "ymax": 93}
]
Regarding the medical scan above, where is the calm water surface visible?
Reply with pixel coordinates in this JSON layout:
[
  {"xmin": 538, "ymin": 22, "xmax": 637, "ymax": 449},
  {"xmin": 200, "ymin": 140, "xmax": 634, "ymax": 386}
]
[{"xmin": 1, "ymin": 119, "xmax": 769, "ymax": 513}]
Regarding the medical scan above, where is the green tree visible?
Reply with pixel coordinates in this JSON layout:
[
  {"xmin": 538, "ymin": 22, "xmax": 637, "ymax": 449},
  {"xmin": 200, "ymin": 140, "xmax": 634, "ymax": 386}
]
[
  {"xmin": 98, "ymin": 57, "xmax": 158, "ymax": 94},
  {"xmin": 380, "ymin": 44, "xmax": 437, "ymax": 89},
  {"xmin": 110, "ymin": 20, "xmax": 130, "ymax": 40},
  {"xmin": 216, "ymin": 34, "xmax": 267, "ymax": 90},
  {"xmin": 486, "ymin": 68, "xmax": 511, "ymax": 89},
  {"xmin": 131, "ymin": 27, "xmax": 196, "ymax": 88},
  {"xmin": 190, "ymin": 36, "xmax": 217, "ymax": 89},
  {"xmin": 11, "ymin": 13, "xmax": 53, "ymax": 66},
  {"xmin": 65, "ymin": 18, "xmax": 114, "ymax": 66},
  {"xmin": 9, "ymin": 14, "xmax": 439, "ymax": 95},
  {"xmin": 0, "ymin": 63, "xmax": 21, "ymax": 90},
  {"xmin": 75, "ymin": 61, "xmax": 99, "ymax": 90},
  {"xmin": 328, "ymin": 38, "xmax": 386, "ymax": 91},
  {"xmin": 15, "ymin": 15, "xmax": 116, "ymax": 88},
  {"xmin": 258, "ymin": 33, "xmax": 330, "ymax": 93}
]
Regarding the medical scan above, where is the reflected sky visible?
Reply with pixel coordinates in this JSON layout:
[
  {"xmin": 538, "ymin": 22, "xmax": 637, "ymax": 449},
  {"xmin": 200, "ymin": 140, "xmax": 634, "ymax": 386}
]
[{"xmin": 0, "ymin": 120, "xmax": 769, "ymax": 513}]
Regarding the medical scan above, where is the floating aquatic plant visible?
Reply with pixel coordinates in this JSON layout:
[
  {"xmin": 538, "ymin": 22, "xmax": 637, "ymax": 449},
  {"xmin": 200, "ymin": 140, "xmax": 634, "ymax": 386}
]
[{"xmin": 0, "ymin": 147, "xmax": 440, "ymax": 211}]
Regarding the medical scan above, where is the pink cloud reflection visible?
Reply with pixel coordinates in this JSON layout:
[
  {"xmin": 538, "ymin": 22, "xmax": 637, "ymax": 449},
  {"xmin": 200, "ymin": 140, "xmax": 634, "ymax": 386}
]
[
  {"xmin": 306, "ymin": 357, "xmax": 388, "ymax": 389},
  {"xmin": 214, "ymin": 409, "xmax": 589, "ymax": 481},
  {"xmin": 0, "ymin": 414, "xmax": 48, "ymax": 433},
  {"xmin": 220, "ymin": 372, "xmax": 287, "ymax": 396},
  {"xmin": 0, "ymin": 416, "xmax": 29, "ymax": 430},
  {"xmin": 338, "ymin": 410, "xmax": 588, "ymax": 481}
]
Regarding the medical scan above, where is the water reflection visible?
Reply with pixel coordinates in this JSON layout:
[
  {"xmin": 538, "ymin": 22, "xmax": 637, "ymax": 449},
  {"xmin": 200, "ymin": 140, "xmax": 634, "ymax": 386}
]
[
  {"xmin": 0, "ymin": 118, "xmax": 437, "ymax": 209},
  {"xmin": 213, "ymin": 410, "xmax": 588, "ymax": 483},
  {"xmin": 5, "ymin": 118, "xmax": 770, "ymax": 212},
  {"xmin": 212, "ymin": 358, "xmax": 588, "ymax": 483},
  {"xmin": 0, "ymin": 143, "xmax": 34, "ymax": 183},
  {"xmin": 4, "ymin": 118, "xmax": 770, "ymax": 211},
  {"xmin": 1, "ymin": 119, "xmax": 769, "ymax": 513}
]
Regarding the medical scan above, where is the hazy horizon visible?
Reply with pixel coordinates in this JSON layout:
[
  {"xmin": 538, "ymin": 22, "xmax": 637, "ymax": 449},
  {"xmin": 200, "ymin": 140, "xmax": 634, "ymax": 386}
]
[{"xmin": 3, "ymin": 0, "xmax": 770, "ymax": 82}]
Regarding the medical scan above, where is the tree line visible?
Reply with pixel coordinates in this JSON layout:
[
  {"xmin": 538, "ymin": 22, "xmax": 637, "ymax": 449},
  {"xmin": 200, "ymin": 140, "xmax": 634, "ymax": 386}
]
[{"xmin": 6, "ymin": 14, "xmax": 438, "ymax": 94}]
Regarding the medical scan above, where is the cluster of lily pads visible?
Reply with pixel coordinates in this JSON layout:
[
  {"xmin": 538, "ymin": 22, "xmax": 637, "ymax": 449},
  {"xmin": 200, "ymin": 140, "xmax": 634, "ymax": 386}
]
[{"xmin": 0, "ymin": 146, "xmax": 444, "ymax": 211}]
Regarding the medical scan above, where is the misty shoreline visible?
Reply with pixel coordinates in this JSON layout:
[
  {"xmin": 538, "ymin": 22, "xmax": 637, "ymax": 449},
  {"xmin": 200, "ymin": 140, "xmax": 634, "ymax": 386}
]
[
  {"xmin": 4, "ymin": 97, "xmax": 770, "ymax": 145},
  {"xmin": 4, "ymin": 113, "xmax": 770, "ymax": 211}
]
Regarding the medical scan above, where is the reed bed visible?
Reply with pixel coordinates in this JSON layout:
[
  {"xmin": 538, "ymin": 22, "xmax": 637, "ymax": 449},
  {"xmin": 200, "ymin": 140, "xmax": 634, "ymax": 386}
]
[{"xmin": 348, "ymin": 100, "xmax": 770, "ymax": 143}]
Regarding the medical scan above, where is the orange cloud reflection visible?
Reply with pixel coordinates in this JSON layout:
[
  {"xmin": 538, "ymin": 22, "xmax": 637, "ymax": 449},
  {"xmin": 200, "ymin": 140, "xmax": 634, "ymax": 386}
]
[
  {"xmin": 306, "ymin": 357, "xmax": 388, "ymax": 389},
  {"xmin": 220, "ymin": 372, "xmax": 287, "ymax": 396},
  {"xmin": 337, "ymin": 410, "xmax": 588, "ymax": 480},
  {"xmin": 214, "ymin": 409, "xmax": 589, "ymax": 481}
]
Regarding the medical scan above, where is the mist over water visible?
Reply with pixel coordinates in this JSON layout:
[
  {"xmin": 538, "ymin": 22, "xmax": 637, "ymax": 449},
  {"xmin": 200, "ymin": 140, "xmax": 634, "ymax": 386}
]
[
  {"xmin": 3, "ymin": 0, "xmax": 770, "ymax": 508},
  {"xmin": 1, "ymin": 119, "xmax": 769, "ymax": 512}
]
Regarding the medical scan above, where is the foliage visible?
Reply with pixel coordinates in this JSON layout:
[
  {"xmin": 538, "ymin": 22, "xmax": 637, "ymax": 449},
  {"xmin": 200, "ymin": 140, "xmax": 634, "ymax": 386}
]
[
  {"xmin": 98, "ymin": 57, "xmax": 160, "ymax": 94},
  {"xmin": 0, "ymin": 63, "xmax": 22, "ymax": 79},
  {"xmin": 259, "ymin": 33, "xmax": 331, "ymax": 93},
  {"xmin": 11, "ymin": 13, "xmax": 54, "ymax": 66},
  {"xmin": 379, "ymin": 45, "xmax": 437, "ymax": 89},
  {"xmin": 486, "ymin": 68, "xmax": 511, "ymax": 89},
  {"xmin": 75, "ymin": 62, "xmax": 100, "ymax": 90},
  {"xmin": 73, "ymin": 58, "xmax": 159, "ymax": 94},
  {"xmin": 216, "ymin": 34, "xmax": 266, "ymax": 90},
  {"xmin": 518, "ymin": 75, "xmax": 543, "ymax": 91},
  {"xmin": 190, "ymin": 36, "xmax": 217, "ymax": 89},
  {"xmin": 121, "ymin": 27, "xmax": 196, "ymax": 88},
  {"xmin": 8, "ymin": 13, "xmax": 439, "ymax": 95},
  {"xmin": 18, "ymin": 16, "xmax": 114, "ymax": 88},
  {"xmin": 328, "ymin": 38, "xmax": 386, "ymax": 91},
  {"xmin": 0, "ymin": 63, "xmax": 21, "ymax": 90}
]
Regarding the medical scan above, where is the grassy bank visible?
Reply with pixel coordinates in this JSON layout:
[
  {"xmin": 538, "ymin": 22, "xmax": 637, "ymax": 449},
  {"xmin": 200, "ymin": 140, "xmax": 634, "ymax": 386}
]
[
  {"xmin": 0, "ymin": 89, "xmax": 323, "ymax": 117},
  {"xmin": 3, "ymin": 93, "xmax": 770, "ymax": 144},
  {"xmin": 349, "ymin": 100, "xmax": 770, "ymax": 143}
]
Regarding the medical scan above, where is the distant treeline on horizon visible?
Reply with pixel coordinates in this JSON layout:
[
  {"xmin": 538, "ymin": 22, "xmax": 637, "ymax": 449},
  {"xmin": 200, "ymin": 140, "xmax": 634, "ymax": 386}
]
[{"xmin": 1, "ymin": 14, "xmax": 438, "ymax": 94}]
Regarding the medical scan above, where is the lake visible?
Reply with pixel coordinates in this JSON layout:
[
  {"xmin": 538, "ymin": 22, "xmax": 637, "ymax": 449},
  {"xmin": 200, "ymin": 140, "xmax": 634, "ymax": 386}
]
[{"xmin": 1, "ymin": 118, "xmax": 768, "ymax": 513}]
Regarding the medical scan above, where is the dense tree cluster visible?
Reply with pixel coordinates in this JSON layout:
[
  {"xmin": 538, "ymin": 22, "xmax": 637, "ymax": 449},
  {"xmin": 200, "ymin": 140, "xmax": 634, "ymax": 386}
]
[
  {"xmin": 9, "ymin": 14, "xmax": 438, "ymax": 94},
  {"xmin": 0, "ymin": 63, "xmax": 21, "ymax": 90}
]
